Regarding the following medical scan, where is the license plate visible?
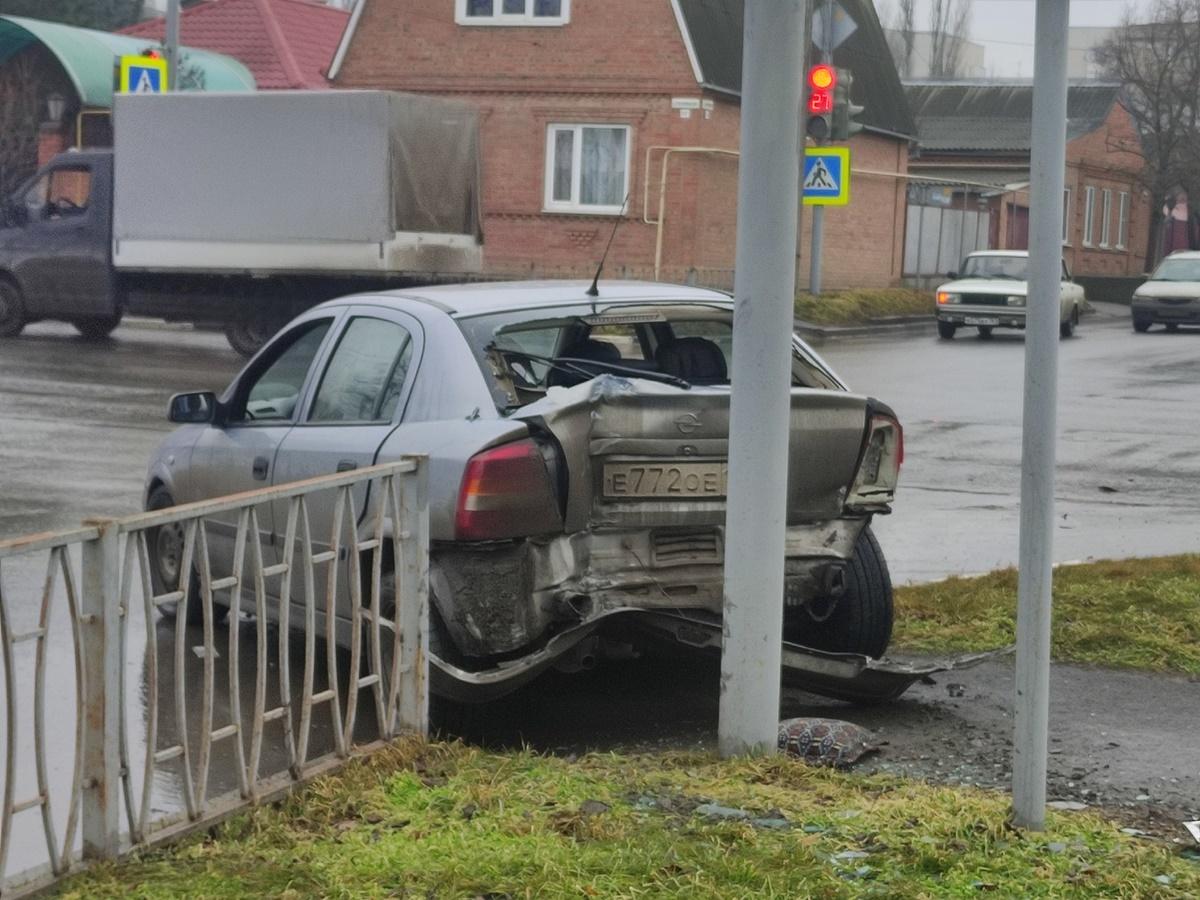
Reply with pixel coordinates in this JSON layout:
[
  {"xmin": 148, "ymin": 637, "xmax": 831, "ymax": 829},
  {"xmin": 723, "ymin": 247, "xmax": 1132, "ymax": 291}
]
[
  {"xmin": 964, "ymin": 316, "xmax": 1000, "ymax": 326},
  {"xmin": 603, "ymin": 461, "xmax": 728, "ymax": 499}
]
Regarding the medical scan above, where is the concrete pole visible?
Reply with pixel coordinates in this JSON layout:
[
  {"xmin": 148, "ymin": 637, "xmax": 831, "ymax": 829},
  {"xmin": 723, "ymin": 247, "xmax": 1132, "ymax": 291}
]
[
  {"xmin": 718, "ymin": 0, "xmax": 806, "ymax": 758},
  {"xmin": 1012, "ymin": 0, "xmax": 1069, "ymax": 831},
  {"xmin": 165, "ymin": 0, "xmax": 181, "ymax": 90}
]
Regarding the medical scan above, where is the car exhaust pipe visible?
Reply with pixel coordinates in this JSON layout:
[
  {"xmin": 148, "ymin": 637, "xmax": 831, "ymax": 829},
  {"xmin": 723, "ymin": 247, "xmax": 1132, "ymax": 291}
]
[{"xmin": 553, "ymin": 636, "xmax": 599, "ymax": 673}]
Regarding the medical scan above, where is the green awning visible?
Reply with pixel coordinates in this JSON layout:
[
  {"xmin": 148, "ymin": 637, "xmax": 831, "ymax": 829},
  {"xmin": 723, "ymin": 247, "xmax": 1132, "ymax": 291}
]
[{"xmin": 0, "ymin": 15, "xmax": 255, "ymax": 107}]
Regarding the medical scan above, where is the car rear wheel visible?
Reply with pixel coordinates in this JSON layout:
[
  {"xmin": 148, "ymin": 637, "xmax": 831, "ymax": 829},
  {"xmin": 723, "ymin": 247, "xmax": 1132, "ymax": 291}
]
[
  {"xmin": 72, "ymin": 314, "xmax": 123, "ymax": 340},
  {"xmin": 977, "ymin": 325, "xmax": 994, "ymax": 339},
  {"xmin": 937, "ymin": 321, "xmax": 957, "ymax": 340},
  {"xmin": 146, "ymin": 486, "xmax": 209, "ymax": 627},
  {"xmin": 0, "ymin": 280, "xmax": 26, "ymax": 338},
  {"xmin": 783, "ymin": 526, "xmax": 893, "ymax": 659},
  {"xmin": 1060, "ymin": 306, "xmax": 1078, "ymax": 338},
  {"xmin": 1165, "ymin": 322, "xmax": 1179, "ymax": 333},
  {"xmin": 1132, "ymin": 316, "xmax": 1151, "ymax": 333}
]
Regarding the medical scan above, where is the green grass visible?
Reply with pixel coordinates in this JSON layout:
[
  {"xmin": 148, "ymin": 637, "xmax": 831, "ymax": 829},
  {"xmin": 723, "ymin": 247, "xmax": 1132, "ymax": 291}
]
[
  {"xmin": 894, "ymin": 555, "xmax": 1200, "ymax": 674},
  {"xmin": 795, "ymin": 288, "xmax": 932, "ymax": 325},
  {"xmin": 57, "ymin": 739, "xmax": 1199, "ymax": 899}
]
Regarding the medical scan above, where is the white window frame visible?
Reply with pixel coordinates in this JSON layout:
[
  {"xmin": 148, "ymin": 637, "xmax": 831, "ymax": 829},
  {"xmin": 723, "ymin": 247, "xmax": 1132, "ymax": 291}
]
[
  {"xmin": 456, "ymin": 0, "xmax": 570, "ymax": 26},
  {"xmin": 1062, "ymin": 188, "xmax": 1071, "ymax": 245},
  {"xmin": 1117, "ymin": 191, "xmax": 1129, "ymax": 250},
  {"xmin": 1082, "ymin": 186, "xmax": 1096, "ymax": 246},
  {"xmin": 1099, "ymin": 188, "xmax": 1112, "ymax": 248},
  {"xmin": 543, "ymin": 123, "xmax": 632, "ymax": 216}
]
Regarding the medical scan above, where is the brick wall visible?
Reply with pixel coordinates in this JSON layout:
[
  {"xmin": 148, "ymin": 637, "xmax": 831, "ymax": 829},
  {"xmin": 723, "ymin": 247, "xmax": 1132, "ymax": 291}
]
[{"xmin": 335, "ymin": 0, "xmax": 908, "ymax": 290}]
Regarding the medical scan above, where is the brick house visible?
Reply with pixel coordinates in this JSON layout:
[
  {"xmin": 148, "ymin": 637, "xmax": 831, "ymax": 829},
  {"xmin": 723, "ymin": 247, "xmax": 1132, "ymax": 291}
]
[
  {"xmin": 904, "ymin": 81, "xmax": 1150, "ymax": 282},
  {"xmin": 330, "ymin": 0, "xmax": 916, "ymax": 289}
]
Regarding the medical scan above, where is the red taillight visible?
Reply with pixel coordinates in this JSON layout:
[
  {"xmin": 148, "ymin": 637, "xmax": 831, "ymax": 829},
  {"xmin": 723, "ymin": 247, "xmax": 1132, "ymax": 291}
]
[{"xmin": 455, "ymin": 439, "xmax": 563, "ymax": 541}]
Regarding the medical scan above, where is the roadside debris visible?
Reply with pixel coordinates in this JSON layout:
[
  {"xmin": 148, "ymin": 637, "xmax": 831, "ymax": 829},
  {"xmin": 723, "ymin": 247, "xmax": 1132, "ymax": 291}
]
[{"xmin": 1184, "ymin": 820, "xmax": 1200, "ymax": 843}]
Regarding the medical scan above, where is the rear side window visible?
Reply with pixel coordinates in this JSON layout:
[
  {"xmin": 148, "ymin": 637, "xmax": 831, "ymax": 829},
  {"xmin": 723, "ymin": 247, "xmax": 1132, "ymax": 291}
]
[{"xmin": 309, "ymin": 317, "xmax": 414, "ymax": 423}]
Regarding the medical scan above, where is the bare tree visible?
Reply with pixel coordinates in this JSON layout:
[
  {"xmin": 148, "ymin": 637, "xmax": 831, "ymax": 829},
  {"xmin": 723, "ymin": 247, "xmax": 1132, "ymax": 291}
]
[
  {"xmin": 1093, "ymin": 0, "xmax": 1200, "ymax": 258},
  {"xmin": 928, "ymin": 0, "xmax": 971, "ymax": 77},
  {"xmin": 0, "ymin": 54, "xmax": 41, "ymax": 197},
  {"xmin": 888, "ymin": 0, "xmax": 917, "ymax": 79}
]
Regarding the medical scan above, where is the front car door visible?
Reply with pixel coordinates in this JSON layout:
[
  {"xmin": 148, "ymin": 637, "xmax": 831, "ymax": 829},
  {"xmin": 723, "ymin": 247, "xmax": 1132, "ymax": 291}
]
[
  {"xmin": 3, "ymin": 160, "xmax": 114, "ymax": 317},
  {"xmin": 188, "ymin": 313, "xmax": 340, "ymax": 574}
]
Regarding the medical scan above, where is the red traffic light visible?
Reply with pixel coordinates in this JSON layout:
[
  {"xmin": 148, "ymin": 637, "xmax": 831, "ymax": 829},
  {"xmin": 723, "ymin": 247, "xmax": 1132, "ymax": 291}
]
[
  {"xmin": 143, "ymin": 49, "xmax": 162, "ymax": 59},
  {"xmin": 808, "ymin": 64, "xmax": 836, "ymax": 91}
]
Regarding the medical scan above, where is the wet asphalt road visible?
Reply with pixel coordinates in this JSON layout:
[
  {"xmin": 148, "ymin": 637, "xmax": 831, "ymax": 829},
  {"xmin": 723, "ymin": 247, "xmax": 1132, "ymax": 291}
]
[{"xmin": 0, "ymin": 310, "xmax": 1197, "ymax": 871}]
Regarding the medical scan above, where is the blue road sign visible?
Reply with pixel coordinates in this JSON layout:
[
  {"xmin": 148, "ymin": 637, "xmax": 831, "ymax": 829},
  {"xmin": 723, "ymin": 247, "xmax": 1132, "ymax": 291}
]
[{"xmin": 802, "ymin": 147, "xmax": 850, "ymax": 206}]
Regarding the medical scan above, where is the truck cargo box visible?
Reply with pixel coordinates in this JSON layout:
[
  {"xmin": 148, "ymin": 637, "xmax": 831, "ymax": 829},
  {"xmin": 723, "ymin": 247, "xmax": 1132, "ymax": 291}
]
[{"xmin": 112, "ymin": 90, "xmax": 482, "ymax": 275}]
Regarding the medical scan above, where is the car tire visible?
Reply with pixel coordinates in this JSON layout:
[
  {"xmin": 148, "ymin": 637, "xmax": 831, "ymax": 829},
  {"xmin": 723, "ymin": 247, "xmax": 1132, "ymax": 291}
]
[
  {"xmin": 1059, "ymin": 307, "xmax": 1078, "ymax": 339},
  {"xmin": 0, "ymin": 279, "xmax": 27, "ymax": 338},
  {"xmin": 1132, "ymin": 316, "xmax": 1151, "ymax": 333},
  {"xmin": 72, "ymin": 314, "xmax": 123, "ymax": 340},
  {"xmin": 783, "ymin": 526, "xmax": 893, "ymax": 659},
  {"xmin": 937, "ymin": 321, "xmax": 957, "ymax": 340},
  {"xmin": 1165, "ymin": 322, "xmax": 1179, "ymax": 333},
  {"xmin": 146, "ymin": 486, "xmax": 207, "ymax": 627},
  {"xmin": 977, "ymin": 325, "xmax": 994, "ymax": 339}
]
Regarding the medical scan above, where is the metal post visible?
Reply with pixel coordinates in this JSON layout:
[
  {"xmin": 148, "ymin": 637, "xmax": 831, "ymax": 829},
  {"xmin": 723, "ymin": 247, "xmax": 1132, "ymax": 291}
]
[
  {"xmin": 165, "ymin": 0, "xmax": 181, "ymax": 90},
  {"xmin": 719, "ymin": 0, "xmax": 806, "ymax": 757},
  {"xmin": 80, "ymin": 520, "xmax": 121, "ymax": 858},
  {"xmin": 957, "ymin": 187, "xmax": 968, "ymax": 270},
  {"xmin": 915, "ymin": 201, "xmax": 925, "ymax": 288},
  {"xmin": 809, "ymin": 206, "xmax": 824, "ymax": 292},
  {"xmin": 1013, "ymin": 0, "xmax": 1069, "ymax": 831},
  {"xmin": 808, "ymin": 0, "xmax": 834, "ymax": 295}
]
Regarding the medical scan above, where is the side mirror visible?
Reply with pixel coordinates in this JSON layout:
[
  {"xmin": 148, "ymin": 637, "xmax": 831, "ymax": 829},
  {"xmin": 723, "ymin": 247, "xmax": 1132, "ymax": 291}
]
[
  {"xmin": 946, "ymin": 271, "xmax": 957, "ymax": 280},
  {"xmin": 168, "ymin": 391, "xmax": 219, "ymax": 424}
]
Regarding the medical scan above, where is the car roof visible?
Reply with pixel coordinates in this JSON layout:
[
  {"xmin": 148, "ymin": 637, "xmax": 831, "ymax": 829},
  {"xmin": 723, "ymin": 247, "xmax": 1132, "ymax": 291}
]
[
  {"xmin": 1163, "ymin": 250, "xmax": 1200, "ymax": 260},
  {"xmin": 965, "ymin": 250, "xmax": 1028, "ymax": 258},
  {"xmin": 323, "ymin": 280, "xmax": 734, "ymax": 317}
]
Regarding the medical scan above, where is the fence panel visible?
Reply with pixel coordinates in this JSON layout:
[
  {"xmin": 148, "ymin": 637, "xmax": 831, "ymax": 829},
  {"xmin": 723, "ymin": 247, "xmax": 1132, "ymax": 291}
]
[{"xmin": 0, "ymin": 458, "xmax": 428, "ymax": 897}]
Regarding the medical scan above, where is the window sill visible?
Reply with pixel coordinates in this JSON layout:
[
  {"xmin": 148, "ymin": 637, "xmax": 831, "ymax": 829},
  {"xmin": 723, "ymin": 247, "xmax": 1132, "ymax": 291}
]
[
  {"xmin": 457, "ymin": 16, "xmax": 567, "ymax": 26},
  {"xmin": 542, "ymin": 206, "xmax": 626, "ymax": 217}
]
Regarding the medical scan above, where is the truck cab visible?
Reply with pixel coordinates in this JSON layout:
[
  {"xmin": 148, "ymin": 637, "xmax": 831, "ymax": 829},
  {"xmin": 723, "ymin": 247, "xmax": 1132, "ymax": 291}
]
[{"xmin": 0, "ymin": 151, "xmax": 120, "ymax": 339}]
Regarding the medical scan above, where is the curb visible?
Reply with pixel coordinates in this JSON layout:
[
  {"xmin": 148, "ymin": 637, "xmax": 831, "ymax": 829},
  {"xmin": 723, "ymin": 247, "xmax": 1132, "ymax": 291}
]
[
  {"xmin": 794, "ymin": 315, "xmax": 936, "ymax": 342},
  {"xmin": 122, "ymin": 316, "xmax": 197, "ymax": 333}
]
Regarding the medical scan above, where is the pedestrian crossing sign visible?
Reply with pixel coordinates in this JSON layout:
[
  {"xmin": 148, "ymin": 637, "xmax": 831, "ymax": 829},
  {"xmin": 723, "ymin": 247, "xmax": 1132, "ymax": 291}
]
[
  {"xmin": 803, "ymin": 147, "xmax": 850, "ymax": 206},
  {"xmin": 119, "ymin": 54, "xmax": 169, "ymax": 94}
]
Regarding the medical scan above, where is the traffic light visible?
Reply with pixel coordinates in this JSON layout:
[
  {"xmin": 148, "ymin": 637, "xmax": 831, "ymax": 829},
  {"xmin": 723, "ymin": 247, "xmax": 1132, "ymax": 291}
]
[
  {"xmin": 806, "ymin": 64, "xmax": 835, "ymax": 141},
  {"xmin": 832, "ymin": 67, "xmax": 865, "ymax": 141}
]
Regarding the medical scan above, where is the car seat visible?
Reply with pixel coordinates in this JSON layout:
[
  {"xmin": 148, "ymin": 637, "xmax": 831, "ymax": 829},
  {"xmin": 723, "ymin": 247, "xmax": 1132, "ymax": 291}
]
[{"xmin": 655, "ymin": 336, "xmax": 728, "ymax": 385}]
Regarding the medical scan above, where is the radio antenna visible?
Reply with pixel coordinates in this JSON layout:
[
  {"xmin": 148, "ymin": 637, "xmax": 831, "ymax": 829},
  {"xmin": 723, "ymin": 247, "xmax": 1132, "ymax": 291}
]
[{"xmin": 586, "ymin": 194, "xmax": 629, "ymax": 299}]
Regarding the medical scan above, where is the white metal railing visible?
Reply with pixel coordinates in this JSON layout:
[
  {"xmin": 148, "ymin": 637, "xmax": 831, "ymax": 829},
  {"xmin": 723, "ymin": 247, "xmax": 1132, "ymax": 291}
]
[{"xmin": 0, "ymin": 458, "xmax": 428, "ymax": 896}]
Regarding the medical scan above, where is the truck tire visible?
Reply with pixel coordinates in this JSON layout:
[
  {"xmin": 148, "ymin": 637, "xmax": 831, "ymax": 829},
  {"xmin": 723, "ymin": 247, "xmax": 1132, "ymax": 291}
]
[
  {"xmin": 146, "ymin": 486, "xmax": 209, "ymax": 627},
  {"xmin": 72, "ymin": 314, "xmax": 123, "ymax": 340},
  {"xmin": 225, "ymin": 308, "xmax": 286, "ymax": 357},
  {"xmin": 0, "ymin": 280, "xmax": 26, "ymax": 338},
  {"xmin": 783, "ymin": 526, "xmax": 893, "ymax": 659}
]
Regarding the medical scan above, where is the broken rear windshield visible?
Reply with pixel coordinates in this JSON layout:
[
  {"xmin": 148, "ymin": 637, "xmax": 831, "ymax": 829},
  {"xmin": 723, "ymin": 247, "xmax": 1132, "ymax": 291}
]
[{"xmin": 454, "ymin": 302, "xmax": 843, "ymax": 411}]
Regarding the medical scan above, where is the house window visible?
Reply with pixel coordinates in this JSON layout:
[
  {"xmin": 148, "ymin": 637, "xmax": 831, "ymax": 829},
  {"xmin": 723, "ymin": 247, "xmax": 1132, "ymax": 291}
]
[
  {"xmin": 457, "ymin": 0, "xmax": 568, "ymax": 25},
  {"xmin": 1082, "ymin": 186, "xmax": 1095, "ymax": 246},
  {"xmin": 544, "ymin": 124, "xmax": 631, "ymax": 215},
  {"xmin": 1100, "ymin": 189, "xmax": 1112, "ymax": 248},
  {"xmin": 1117, "ymin": 191, "xmax": 1129, "ymax": 249},
  {"xmin": 1062, "ymin": 188, "xmax": 1071, "ymax": 245}
]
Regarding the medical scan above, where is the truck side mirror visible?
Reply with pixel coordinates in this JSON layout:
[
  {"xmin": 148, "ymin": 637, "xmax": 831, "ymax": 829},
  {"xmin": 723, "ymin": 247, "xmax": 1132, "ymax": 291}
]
[{"xmin": 168, "ymin": 391, "xmax": 219, "ymax": 424}]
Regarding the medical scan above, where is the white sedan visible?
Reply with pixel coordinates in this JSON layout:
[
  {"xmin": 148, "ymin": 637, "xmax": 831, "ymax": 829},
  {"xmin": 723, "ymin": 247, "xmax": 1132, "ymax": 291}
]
[{"xmin": 934, "ymin": 250, "xmax": 1086, "ymax": 339}]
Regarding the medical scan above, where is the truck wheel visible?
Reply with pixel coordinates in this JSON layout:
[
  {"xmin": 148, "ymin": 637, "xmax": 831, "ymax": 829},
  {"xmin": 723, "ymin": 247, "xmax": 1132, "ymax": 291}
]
[
  {"xmin": 0, "ymin": 280, "xmax": 26, "ymax": 338},
  {"xmin": 146, "ymin": 486, "xmax": 210, "ymax": 627},
  {"xmin": 783, "ymin": 526, "xmax": 893, "ymax": 659},
  {"xmin": 225, "ymin": 309, "xmax": 285, "ymax": 357},
  {"xmin": 936, "ymin": 321, "xmax": 956, "ymax": 340},
  {"xmin": 72, "ymin": 314, "xmax": 123, "ymax": 340}
]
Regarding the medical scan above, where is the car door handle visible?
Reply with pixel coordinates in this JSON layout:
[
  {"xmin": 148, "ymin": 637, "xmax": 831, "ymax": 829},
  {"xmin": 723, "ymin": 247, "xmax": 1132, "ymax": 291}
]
[
  {"xmin": 252, "ymin": 456, "xmax": 269, "ymax": 480},
  {"xmin": 336, "ymin": 460, "xmax": 358, "ymax": 473}
]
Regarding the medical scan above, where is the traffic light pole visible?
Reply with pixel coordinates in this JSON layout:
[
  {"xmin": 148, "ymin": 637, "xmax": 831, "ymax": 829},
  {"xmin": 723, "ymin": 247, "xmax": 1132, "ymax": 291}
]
[
  {"xmin": 808, "ymin": 0, "xmax": 834, "ymax": 295},
  {"xmin": 165, "ymin": 0, "xmax": 181, "ymax": 88}
]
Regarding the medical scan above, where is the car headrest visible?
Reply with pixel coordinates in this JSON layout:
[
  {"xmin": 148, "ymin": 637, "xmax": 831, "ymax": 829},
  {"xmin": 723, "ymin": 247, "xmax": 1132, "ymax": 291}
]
[
  {"xmin": 655, "ymin": 336, "xmax": 728, "ymax": 384},
  {"xmin": 548, "ymin": 338, "xmax": 622, "ymax": 387}
]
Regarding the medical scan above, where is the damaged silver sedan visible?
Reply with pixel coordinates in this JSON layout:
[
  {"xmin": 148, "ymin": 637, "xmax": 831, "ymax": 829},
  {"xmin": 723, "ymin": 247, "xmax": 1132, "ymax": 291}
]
[{"xmin": 145, "ymin": 281, "xmax": 904, "ymax": 702}]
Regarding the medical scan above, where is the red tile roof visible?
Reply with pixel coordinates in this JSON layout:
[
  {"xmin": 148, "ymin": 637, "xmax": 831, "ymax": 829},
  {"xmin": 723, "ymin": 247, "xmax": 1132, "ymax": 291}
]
[{"xmin": 122, "ymin": 0, "xmax": 349, "ymax": 89}]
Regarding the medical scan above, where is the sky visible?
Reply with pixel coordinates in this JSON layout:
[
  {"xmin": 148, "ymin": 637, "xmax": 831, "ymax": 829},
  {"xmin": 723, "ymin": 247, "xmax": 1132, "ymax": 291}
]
[{"xmin": 880, "ymin": 0, "xmax": 1146, "ymax": 77}]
